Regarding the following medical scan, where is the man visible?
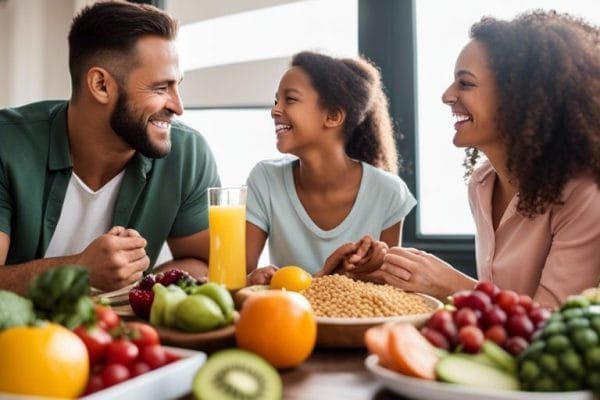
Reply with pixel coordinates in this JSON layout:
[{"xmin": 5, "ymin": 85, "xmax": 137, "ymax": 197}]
[{"xmin": 0, "ymin": 1, "xmax": 220, "ymax": 294}]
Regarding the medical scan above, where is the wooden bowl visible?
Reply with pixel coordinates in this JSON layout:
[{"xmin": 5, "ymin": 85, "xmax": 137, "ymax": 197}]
[
  {"xmin": 112, "ymin": 304, "xmax": 237, "ymax": 354},
  {"xmin": 315, "ymin": 294, "xmax": 443, "ymax": 348}
]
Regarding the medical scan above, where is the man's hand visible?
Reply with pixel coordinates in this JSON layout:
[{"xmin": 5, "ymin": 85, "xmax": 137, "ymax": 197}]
[{"xmin": 76, "ymin": 226, "xmax": 149, "ymax": 291}]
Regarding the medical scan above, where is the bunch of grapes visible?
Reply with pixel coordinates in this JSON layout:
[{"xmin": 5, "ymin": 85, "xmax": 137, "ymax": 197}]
[{"xmin": 421, "ymin": 281, "xmax": 551, "ymax": 355}]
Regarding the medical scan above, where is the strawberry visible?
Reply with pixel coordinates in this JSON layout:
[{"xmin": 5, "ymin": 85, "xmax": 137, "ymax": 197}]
[{"xmin": 129, "ymin": 288, "xmax": 154, "ymax": 320}]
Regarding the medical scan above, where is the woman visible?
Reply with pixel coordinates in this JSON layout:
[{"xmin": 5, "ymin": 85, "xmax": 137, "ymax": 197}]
[{"xmin": 378, "ymin": 11, "xmax": 600, "ymax": 307}]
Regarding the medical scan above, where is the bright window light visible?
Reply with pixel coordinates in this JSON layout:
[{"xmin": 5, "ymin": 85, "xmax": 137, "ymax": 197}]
[
  {"xmin": 178, "ymin": 0, "xmax": 358, "ymax": 72},
  {"xmin": 415, "ymin": 0, "xmax": 600, "ymax": 236}
]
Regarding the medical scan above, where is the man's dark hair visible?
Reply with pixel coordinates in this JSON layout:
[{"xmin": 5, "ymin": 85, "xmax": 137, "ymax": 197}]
[{"xmin": 68, "ymin": 1, "xmax": 178, "ymax": 99}]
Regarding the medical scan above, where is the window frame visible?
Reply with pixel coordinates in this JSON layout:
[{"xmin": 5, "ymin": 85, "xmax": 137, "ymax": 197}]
[{"xmin": 358, "ymin": 0, "xmax": 476, "ymax": 277}]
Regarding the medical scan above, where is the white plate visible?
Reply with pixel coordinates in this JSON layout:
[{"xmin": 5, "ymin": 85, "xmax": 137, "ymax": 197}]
[
  {"xmin": 0, "ymin": 347, "xmax": 206, "ymax": 400},
  {"xmin": 365, "ymin": 354, "xmax": 596, "ymax": 400}
]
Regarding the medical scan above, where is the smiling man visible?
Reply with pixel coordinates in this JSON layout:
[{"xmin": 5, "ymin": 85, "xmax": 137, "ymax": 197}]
[{"xmin": 0, "ymin": 1, "xmax": 220, "ymax": 294}]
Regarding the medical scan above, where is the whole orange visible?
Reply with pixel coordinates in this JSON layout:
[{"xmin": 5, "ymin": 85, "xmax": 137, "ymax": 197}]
[
  {"xmin": 270, "ymin": 266, "xmax": 312, "ymax": 292},
  {"xmin": 0, "ymin": 323, "xmax": 89, "ymax": 398},
  {"xmin": 235, "ymin": 290, "xmax": 316, "ymax": 369}
]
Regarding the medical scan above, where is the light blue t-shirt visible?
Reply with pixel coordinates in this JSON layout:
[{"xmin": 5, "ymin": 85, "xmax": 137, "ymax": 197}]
[{"xmin": 246, "ymin": 157, "xmax": 417, "ymax": 274}]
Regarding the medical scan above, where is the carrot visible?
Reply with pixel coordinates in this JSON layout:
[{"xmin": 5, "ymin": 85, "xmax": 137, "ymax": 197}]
[
  {"xmin": 387, "ymin": 322, "xmax": 441, "ymax": 380},
  {"xmin": 364, "ymin": 323, "xmax": 394, "ymax": 368}
]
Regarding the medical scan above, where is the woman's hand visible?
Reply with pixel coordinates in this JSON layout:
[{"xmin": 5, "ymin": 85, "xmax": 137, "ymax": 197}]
[
  {"xmin": 379, "ymin": 247, "xmax": 477, "ymax": 299},
  {"xmin": 247, "ymin": 265, "xmax": 278, "ymax": 285}
]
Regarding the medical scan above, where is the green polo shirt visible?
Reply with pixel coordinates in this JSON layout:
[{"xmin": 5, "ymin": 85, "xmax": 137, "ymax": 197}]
[{"xmin": 0, "ymin": 100, "xmax": 220, "ymax": 267}]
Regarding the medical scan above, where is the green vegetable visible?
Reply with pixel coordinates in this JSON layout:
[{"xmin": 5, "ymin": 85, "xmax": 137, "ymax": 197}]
[
  {"xmin": 27, "ymin": 266, "xmax": 95, "ymax": 329},
  {"xmin": 0, "ymin": 290, "xmax": 36, "ymax": 330}
]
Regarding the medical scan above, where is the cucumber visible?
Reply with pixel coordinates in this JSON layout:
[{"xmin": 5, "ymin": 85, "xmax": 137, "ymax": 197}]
[
  {"xmin": 482, "ymin": 340, "xmax": 518, "ymax": 374},
  {"xmin": 436, "ymin": 355, "xmax": 520, "ymax": 390}
]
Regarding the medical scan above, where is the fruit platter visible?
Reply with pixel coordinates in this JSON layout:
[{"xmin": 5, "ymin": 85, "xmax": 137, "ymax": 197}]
[
  {"xmin": 111, "ymin": 268, "xmax": 238, "ymax": 352},
  {"xmin": 363, "ymin": 282, "xmax": 600, "ymax": 399}
]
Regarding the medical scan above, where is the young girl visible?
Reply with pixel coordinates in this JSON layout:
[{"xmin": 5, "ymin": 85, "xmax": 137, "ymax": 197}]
[
  {"xmin": 379, "ymin": 11, "xmax": 600, "ymax": 307},
  {"xmin": 245, "ymin": 51, "xmax": 416, "ymax": 284}
]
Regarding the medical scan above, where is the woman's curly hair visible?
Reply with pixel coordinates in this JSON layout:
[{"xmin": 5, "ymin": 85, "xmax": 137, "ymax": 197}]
[
  {"xmin": 291, "ymin": 51, "xmax": 399, "ymax": 173},
  {"xmin": 465, "ymin": 10, "xmax": 600, "ymax": 216}
]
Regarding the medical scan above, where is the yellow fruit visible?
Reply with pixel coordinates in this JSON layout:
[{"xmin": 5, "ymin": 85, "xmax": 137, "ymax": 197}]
[
  {"xmin": 235, "ymin": 290, "xmax": 316, "ymax": 369},
  {"xmin": 0, "ymin": 323, "xmax": 89, "ymax": 398},
  {"xmin": 270, "ymin": 266, "xmax": 312, "ymax": 292}
]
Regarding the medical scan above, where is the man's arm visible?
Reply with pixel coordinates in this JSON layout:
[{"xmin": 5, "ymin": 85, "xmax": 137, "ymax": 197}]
[
  {"xmin": 0, "ymin": 230, "xmax": 149, "ymax": 295},
  {"xmin": 160, "ymin": 229, "xmax": 210, "ymax": 280}
]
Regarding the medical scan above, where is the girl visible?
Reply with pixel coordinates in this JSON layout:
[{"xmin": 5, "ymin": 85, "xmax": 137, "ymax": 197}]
[
  {"xmin": 245, "ymin": 51, "xmax": 416, "ymax": 284},
  {"xmin": 379, "ymin": 11, "xmax": 600, "ymax": 307}
]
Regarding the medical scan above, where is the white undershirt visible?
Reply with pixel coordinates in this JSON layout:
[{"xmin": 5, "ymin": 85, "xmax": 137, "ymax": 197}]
[{"xmin": 45, "ymin": 171, "xmax": 125, "ymax": 258}]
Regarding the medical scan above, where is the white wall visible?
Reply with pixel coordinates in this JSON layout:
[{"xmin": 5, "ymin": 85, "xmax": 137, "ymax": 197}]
[{"xmin": 0, "ymin": 0, "xmax": 296, "ymax": 108}]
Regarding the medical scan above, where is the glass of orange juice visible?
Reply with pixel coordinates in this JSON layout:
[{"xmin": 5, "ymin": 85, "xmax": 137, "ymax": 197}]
[{"xmin": 207, "ymin": 186, "xmax": 247, "ymax": 290}]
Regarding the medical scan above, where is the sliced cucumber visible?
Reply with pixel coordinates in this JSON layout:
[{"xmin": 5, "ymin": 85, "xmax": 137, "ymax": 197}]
[
  {"xmin": 482, "ymin": 340, "xmax": 518, "ymax": 374},
  {"xmin": 436, "ymin": 355, "xmax": 520, "ymax": 390}
]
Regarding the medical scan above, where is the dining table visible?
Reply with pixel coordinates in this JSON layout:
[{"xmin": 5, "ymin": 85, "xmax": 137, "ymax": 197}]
[{"xmin": 178, "ymin": 346, "xmax": 407, "ymax": 400}]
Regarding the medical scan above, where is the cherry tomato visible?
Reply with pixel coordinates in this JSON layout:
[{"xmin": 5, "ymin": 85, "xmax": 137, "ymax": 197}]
[
  {"xmin": 106, "ymin": 339, "xmax": 139, "ymax": 366},
  {"xmin": 165, "ymin": 351, "xmax": 183, "ymax": 364},
  {"xmin": 102, "ymin": 363, "xmax": 130, "ymax": 387},
  {"xmin": 73, "ymin": 325, "xmax": 112, "ymax": 366},
  {"xmin": 126, "ymin": 322, "xmax": 160, "ymax": 350},
  {"xmin": 140, "ymin": 344, "xmax": 168, "ymax": 369},
  {"xmin": 129, "ymin": 361, "xmax": 151, "ymax": 377},
  {"xmin": 83, "ymin": 373, "xmax": 104, "ymax": 395},
  {"xmin": 96, "ymin": 305, "xmax": 121, "ymax": 331}
]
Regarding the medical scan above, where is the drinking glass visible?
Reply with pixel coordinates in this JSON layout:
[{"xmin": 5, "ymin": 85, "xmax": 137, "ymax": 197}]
[{"xmin": 207, "ymin": 186, "xmax": 247, "ymax": 290}]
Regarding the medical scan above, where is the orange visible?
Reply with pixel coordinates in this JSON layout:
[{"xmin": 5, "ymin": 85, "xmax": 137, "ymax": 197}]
[
  {"xmin": 0, "ymin": 323, "xmax": 89, "ymax": 398},
  {"xmin": 235, "ymin": 290, "xmax": 316, "ymax": 369},
  {"xmin": 270, "ymin": 265, "xmax": 312, "ymax": 292}
]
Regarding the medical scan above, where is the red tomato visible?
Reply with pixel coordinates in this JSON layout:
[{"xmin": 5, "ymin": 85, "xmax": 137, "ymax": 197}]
[
  {"xmin": 125, "ymin": 322, "xmax": 160, "ymax": 350},
  {"xmin": 129, "ymin": 361, "xmax": 151, "ymax": 377},
  {"xmin": 165, "ymin": 351, "xmax": 183, "ymax": 364},
  {"xmin": 102, "ymin": 364, "xmax": 130, "ymax": 387},
  {"xmin": 83, "ymin": 373, "xmax": 104, "ymax": 395},
  {"xmin": 140, "ymin": 344, "xmax": 168, "ymax": 370},
  {"xmin": 96, "ymin": 305, "xmax": 121, "ymax": 331},
  {"xmin": 106, "ymin": 339, "xmax": 139, "ymax": 366},
  {"xmin": 73, "ymin": 325, "xmax": 112, "ymax": 365}
]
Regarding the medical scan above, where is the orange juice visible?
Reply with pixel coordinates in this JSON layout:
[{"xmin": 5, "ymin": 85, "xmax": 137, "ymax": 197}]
[{"xmin": 208, "ymin": 205, "xmax": 247, "ymax": 289}]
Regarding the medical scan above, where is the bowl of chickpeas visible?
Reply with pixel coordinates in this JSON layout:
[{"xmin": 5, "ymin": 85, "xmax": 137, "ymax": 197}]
[{"xmin": 301, "ymin": 274, "xmax": 443, "ymax": 348}]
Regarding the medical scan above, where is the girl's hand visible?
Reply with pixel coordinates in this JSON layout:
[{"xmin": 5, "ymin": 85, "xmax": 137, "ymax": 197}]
[
  {"xmin": 316, "ymin": 242, "xmax": 359, "ymax": 276},
  {"xmin": 247, "ymin": 265, "xmax": 279, "ymax": 285},
  {"xmin": 345, "ymin": 237, "xmax": 389, "ymax": 274},
  {"xmin": 380, "ymin": 247, "xmax": 476, "ymax": 299}
]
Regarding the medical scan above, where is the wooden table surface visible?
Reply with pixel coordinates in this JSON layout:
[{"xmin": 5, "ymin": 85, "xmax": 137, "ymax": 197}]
[{"xmin": 279, "ymin": 348, "xmax": 407, "ymax": 400}]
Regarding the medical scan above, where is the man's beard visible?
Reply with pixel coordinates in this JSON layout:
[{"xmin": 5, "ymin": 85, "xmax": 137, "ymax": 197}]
[{"xmin": 110, "ymin": 91, "xmax": 172, "ymax": 159}]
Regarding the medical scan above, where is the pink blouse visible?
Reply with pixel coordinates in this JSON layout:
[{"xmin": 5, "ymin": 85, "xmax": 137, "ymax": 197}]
[{"xmin": 469, "ymin": 161, "xmax": 600, "ymax": 308}]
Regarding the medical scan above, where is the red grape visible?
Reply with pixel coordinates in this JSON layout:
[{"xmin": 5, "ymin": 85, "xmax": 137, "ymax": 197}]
[
  {"xmin": 505, "ymin": 336, "xmax": 528, "ymax": 356},
  {"xmin": 529, "ymin": 307, "xmax": 551, "ymax": 325},
  {"xmin": 451, "ymin": 290, "xmax": 472, "ymax": 309},
  {"xmin": 506, "ymin": 314, "xmax": 535, "ymax": 340},
  {"xmin": 518, "ymin": 294, "xmax": 534, "ymax": 311},
  {"xmin": 483, "ymin": 306, "xmax": 507, "ymax": 328},
  {"xmin": 484, "ymin": 324, "xmax": 508, "ymax": 346},
  {"xmin": 494, "ymin": 289, "xmax": 519, "ymax": 312},
  {"xmin": 474, "ymin": 281, "xmax": 499, "ymax": 298},
  {"xmin": 454, "ymin": 307, "xmax": 478, "ymax": 328},
  {"xmin": 458, "ymin": 325, "xmax": 484, "ymax": 353},
  {"xmin": 421, "ymin": 327, "xmax": 450, "ymax": 350},
  {"xmin": 463, "ymin": 291, "xmax": 492, "ymax": 313}
]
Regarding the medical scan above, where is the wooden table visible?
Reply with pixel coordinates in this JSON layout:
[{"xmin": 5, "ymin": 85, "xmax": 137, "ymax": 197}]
[{"xmin": 280, "ymin": 348, "xmax": 407, "ymax": 400}]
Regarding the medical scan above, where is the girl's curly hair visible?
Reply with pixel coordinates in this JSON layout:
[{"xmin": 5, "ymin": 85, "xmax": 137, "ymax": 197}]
[
  {"xmin": 465, "ymin": 10, "xmax": 600, "ymax": 216},
  {"xmin": 291, "ymin": 51, "xmax": 399, "ymax": 173}
]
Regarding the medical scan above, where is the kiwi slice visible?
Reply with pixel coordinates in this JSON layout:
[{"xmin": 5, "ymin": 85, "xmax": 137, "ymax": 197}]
[{"xmin": 193, "ymin": 349, "xmax": 282, "ymax": 400}]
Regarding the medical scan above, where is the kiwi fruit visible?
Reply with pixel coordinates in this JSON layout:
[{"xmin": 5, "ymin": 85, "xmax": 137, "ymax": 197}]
[{"xmin": 193, "ymin": 349, "xmax": 282, "ymax": 400}]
